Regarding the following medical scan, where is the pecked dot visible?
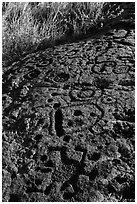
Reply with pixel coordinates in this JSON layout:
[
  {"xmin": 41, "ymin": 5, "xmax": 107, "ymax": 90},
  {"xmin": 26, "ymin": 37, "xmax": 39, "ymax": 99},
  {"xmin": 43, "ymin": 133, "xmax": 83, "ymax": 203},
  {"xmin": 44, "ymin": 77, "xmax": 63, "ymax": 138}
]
[
  {"xmin": 34, "ymin": 134, "xmax": 43, "ymax": 141},
  {"xmin": 35, "ymin": 179, "xmax": 42, "ymax": 186},
  {"xmin": 41, "ymin": 155, "xmax": 48, "ymax": 162},
  {"xmin": 51, "ymin": 92, "xmax": 60, "ymax": 96},
  {"xmin": 47, "ymin": 98, "xmax": 53, "ymax": 103},
  {"xmin": 68, "ymin": 120, "xmax": 73, "ymax": 127},
  {"xmin": 106, "ymin": 97, "xmax": 112, "ymax": 101},
  {"xmin": 53, "ymin": 102, "xmax": 61, "ymax": 109},
  {"xmin": 63, "ymin": 135, "xmax": 71, "ymax": 142},
  {"xmin": 90, "ymin": 112, "xmax": 96, "ymax": 117},
  {"xmin": 74, "ymin": 110, "xmax": 82, "ymax": 116}
]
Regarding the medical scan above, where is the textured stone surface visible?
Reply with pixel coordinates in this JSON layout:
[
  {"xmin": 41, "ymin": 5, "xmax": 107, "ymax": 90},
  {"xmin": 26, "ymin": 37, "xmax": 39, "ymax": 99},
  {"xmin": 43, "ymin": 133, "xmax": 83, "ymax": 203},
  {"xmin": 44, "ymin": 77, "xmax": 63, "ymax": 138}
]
[{"xmin": 2, "ymin": 3, "xmax": 135, "ymax": 202}]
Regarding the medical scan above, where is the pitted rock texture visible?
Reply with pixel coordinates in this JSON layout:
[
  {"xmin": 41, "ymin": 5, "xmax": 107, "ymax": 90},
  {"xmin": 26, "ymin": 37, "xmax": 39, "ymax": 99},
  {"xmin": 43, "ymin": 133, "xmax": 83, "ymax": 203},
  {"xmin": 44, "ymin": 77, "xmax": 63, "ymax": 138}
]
[{"xmin": 2, "ymin": 5, "xmax": 135, "ymax": 202}]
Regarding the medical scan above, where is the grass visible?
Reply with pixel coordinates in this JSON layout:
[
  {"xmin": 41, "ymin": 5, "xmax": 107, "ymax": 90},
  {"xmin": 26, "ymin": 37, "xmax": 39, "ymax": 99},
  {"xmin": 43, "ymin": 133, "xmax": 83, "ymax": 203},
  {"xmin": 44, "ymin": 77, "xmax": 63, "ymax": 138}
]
[{"xmin": 2, "ymin": 2, "xmax": 125, "ymax": 65}]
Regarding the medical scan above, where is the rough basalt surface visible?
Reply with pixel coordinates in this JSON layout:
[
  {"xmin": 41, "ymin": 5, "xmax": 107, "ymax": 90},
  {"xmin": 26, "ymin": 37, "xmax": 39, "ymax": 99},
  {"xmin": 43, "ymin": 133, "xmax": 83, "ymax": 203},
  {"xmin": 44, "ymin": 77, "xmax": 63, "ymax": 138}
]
[{"xmin": 2, "ymin": 3, "xmax": 135, "ymax": 202}]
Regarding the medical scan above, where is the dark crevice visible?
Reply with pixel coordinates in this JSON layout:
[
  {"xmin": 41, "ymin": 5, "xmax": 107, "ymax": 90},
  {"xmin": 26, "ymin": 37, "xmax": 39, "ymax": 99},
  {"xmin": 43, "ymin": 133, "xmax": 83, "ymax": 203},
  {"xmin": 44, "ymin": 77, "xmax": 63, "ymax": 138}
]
[
  {"xmin": 48, "ymin": 110, "xmax": 54, "ymax": 135},
  {"xmin": 55, "ymin": 109, "xmax": 64, "ymax": 137},
  {"xmin": 113, "ymin": 39, "xmax": 134, "ymax": 46},
  {"xmin": 44, "ymin": 184, "xmax": 53, "ymax": 195},
  {"xmin": 122, "ymin": 181, "xmax": 135, "ymax": 200},
  {"xmin": 34, "ymin": 134, "xmax": 43, "ymax": 142},
  {"xmin": 88, "ymin": 152, "xmax": 101, "ymax": 161},
  {"xmin": 9, "ymin": 194, "xmax": 21, "ymax": 202},
  {"xmin": 11, "ymin": 171, "xmax": 17, "ymax": 179},
  {"xmin": 89, "ymin": 168, "xmax": 98, "ymax": 181},
  {"xmin": 63, "ymin": 192, "xmax": 74, "ymax": 200},
  {"xmin": 45, "ymin": 160, "xmax": 54, "ymax": 167},
  {"xmin": 40, "ymin": 168, "xmax": 53, "ymax": 173},
  {"xmin": 26, "ymin": 184, "xmax": 42, "ymax": 193},
  {"xmin": 35, "ymin": 179, "xmax": 42, "ymax": 186},
  {"xmin": 107, "ymin": 182, "xmax": 117, "ymax": 193},
  {"xmin": 115, "ymin": 176, "xmax": 127, "ymax": 184}
]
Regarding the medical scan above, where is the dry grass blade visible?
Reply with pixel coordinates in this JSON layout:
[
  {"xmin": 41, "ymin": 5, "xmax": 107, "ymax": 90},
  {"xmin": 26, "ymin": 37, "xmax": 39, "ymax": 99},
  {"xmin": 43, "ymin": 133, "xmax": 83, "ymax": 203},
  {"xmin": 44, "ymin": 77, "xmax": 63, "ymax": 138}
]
[{"xmin": 3, "ymin": 2, "xmax": 124, "ymax": 65}]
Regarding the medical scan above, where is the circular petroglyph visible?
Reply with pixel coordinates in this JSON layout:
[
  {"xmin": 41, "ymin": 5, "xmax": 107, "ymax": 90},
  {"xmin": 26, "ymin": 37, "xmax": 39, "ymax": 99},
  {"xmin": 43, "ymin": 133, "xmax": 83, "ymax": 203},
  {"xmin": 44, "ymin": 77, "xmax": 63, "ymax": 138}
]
[
  {"xmin": 53, "ymin": 72, "xmax": 70, "ymax": 83},
  {"xmin": 101, "ymin": 95, "xmax": 116, "ymax": 104},
  {"xmin": 113, "ymin": 65, "xmax": 130, "ymax": 74},
  {"xmin": 77, "ymin": 89, "xmax": 95, "ymax": 99},
  {"xmin": 92, "ymin": 61, "xmax": 115, "ymax": 75},
  {"xmin": 23, "ymin": 69, "xmax": 41, "ymax": 80}
]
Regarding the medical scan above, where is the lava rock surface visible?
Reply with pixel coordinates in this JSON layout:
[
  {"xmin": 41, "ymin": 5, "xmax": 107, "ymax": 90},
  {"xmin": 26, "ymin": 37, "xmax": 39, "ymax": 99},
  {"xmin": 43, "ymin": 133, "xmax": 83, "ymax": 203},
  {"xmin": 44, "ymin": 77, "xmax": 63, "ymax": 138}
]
[{"xmin": 2, "ymin": 3, "xmax": 135, "ymax": 202}]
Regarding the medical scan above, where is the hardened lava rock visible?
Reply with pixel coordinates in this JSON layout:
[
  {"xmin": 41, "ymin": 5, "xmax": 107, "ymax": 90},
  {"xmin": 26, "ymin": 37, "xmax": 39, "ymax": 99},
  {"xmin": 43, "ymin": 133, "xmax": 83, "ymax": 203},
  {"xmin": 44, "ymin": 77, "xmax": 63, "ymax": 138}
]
[{"xmin": 2, "ymin": 3, "xmax": 135, "ymax": 202}]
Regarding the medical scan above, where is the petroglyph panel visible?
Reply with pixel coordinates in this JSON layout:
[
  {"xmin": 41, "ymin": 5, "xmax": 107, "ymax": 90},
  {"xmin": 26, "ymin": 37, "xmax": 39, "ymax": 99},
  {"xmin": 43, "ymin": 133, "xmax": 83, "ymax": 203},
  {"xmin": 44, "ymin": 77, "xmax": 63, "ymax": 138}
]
[{"xmin": 2, "ymin": 3, "xmax": 135, "ymax": 202}]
